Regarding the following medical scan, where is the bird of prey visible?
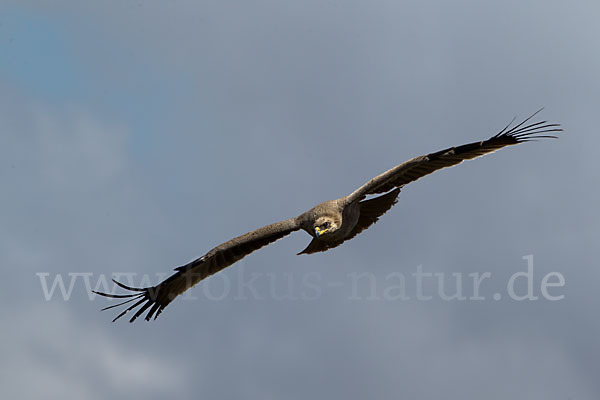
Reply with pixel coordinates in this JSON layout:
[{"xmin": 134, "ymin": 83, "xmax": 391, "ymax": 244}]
[{"xmin": 94, "ymin": 110, "xmax": 561, "ymax": 322}]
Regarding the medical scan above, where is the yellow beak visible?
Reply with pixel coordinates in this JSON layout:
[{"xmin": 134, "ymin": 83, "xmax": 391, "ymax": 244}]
[{"xmin": 315, "ymin": 227, "xmax": 329, "ymax": 237}]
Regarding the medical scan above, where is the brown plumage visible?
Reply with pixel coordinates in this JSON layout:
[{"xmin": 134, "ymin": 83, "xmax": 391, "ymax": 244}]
[{"xmin": 94, "ymin": 110, "xmax": 561, "ymax": 322}]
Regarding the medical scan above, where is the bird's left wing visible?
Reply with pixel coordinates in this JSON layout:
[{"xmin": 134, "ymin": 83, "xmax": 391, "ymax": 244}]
[
  {"xmin": 94, "ymin": 217, "xmax": 300, "ymax": 322},
  {"xmin": 346, "ymin": 110, "xmax": 561, "ymax": 203}
]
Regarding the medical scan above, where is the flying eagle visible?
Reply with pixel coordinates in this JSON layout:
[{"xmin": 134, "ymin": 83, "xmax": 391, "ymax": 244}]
[{"xmin": 94, "ymin": 110, "xmax": 561, "ymax": 322}]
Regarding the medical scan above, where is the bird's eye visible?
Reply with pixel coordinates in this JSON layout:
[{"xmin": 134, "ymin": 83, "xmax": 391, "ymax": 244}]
[{"xmin": 322, "ymin": 222, "xmax": 330, "ymax": 229}]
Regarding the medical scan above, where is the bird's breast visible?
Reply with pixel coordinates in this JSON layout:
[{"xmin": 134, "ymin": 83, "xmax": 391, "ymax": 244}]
[{"xmin": 338, "ymin": 201, "xmax": 360, "ymax": 238}]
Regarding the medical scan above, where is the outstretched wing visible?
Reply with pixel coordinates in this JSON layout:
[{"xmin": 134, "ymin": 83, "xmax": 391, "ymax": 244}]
[
  {"xmin": 94, "ymin": 217, "xmax": 300, "ymax": 322},
  {"xmin": 346, "ymin": 110, "xmax": 561, "ymax": 203}
]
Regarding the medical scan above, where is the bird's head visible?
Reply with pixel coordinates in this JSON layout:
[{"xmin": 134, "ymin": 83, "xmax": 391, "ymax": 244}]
[{"xmin": 313, "ymin": 216, "xmax": 338, "ymax": 238}]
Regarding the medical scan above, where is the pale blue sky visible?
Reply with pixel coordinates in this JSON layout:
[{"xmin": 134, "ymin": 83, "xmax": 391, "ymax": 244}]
[{"xmin": 2, "ymin": 1, "xmax": 599, "ymax": 399}]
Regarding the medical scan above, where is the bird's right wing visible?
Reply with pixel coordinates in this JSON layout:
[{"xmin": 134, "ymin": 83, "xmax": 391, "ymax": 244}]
[
  {"xmin": 94, "ymin": 217, "xmax": 300, "ymax": 322},
  {"xmin": 345, "ymin": 110, "xmax": 561, "ymax": 203}
]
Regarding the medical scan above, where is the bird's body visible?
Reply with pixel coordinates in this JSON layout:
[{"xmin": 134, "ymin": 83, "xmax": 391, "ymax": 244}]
[
  {"xmin": 95, "ymin": 110, "xmax": 561, "ymax": 322},
  {"xmin": 301, "ymin": 198, "xmax": 359, "ymax": 241}
]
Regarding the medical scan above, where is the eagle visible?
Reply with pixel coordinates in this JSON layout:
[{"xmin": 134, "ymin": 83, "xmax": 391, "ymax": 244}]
[{"xmin": 94, "ymin": 110, "xmax": 561, "ymax": 322}]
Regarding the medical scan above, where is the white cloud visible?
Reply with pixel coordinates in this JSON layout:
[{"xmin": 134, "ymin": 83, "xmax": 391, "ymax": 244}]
[{"xmin": 0, "ymin": 304, "xmax": 187, "ymax": 400}]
